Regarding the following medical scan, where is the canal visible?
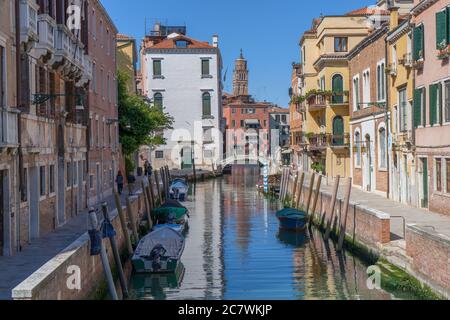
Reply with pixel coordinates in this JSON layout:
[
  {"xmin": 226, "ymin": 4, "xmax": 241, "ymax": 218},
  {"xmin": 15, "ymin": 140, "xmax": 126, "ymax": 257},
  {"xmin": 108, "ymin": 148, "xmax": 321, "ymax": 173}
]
[{"xmin": 129, "ymin": 166, "xmax": 410, "ymax": 300}]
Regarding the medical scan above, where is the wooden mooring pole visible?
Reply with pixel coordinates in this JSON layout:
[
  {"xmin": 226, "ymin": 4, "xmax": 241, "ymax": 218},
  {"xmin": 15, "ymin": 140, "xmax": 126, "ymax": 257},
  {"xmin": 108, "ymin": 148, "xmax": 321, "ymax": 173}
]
[
  {"xmin": 308, "ymin": 175, "xmax": 322, "ymax": 227},
  {"xmin": 125, "ymin": 196, "xmax": 139, "ymax": 243},
  {"xmin": 291, "ymin": 170, "xmax": 299, "ymax": 207},
  {"xmin": 305, "ymin": 173, "xmax": 315, "ymax": 214},
  {"xmin": 324, "ymin": 175, "xmax": 341, "ymax": 241},
  {"xmin": 154, "ymin": 170, "xmax": 163, "ymax": 205},
  {"xmin": 88, "ymin": 208, "xmax": 118, "ymax": 300},
  {"xmin": 295, "ymin": 172, "xmax": 305, "ymax": 209},
  {"xmin": 113, "ymin": 192, "xmax": 133, "ymax": 256},
  {"xmin": 337, "ymin": 178, "xmax": 352, "ymax": 251},
  {"xmin": 101, "ymin": 203, "xmax": 128, "ymax": 299},
  {"xmin": 141, "ymin": 180, "xmax": 152, "ymax": 229}
]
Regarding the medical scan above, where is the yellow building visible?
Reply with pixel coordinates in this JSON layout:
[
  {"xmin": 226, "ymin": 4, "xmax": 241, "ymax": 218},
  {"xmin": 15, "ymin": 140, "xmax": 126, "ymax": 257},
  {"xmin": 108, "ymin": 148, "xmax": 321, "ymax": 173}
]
[
  {"xmin": 298, "ymin": 11, "xmax": 371, "ymax": 178},
  {"xmin": 385, "ymin": 8, "xmax": 415, "ymax": 205},
  {"xmin": 117, "ymin": 34, "xmax": 138, "ymax": 93}
]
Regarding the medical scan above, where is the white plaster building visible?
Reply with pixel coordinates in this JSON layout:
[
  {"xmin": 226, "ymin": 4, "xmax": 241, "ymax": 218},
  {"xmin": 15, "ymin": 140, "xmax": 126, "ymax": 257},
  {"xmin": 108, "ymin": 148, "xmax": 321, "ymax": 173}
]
[{"xmin": 141, "ymin": 33, "xmax": 223, "ymax": 170}]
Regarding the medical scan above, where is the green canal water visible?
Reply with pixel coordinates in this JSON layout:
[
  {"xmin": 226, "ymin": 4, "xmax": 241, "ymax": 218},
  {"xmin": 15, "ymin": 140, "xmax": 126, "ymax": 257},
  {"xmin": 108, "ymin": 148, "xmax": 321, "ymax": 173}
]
[{"xmin": 129, "ymin": 166, "xmax": 415, "ymax": 300}]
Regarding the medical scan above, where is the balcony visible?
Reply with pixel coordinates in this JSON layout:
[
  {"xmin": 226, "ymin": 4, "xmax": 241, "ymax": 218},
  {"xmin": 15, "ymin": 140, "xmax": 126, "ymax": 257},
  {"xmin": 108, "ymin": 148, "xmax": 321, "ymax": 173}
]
[
  {"xmin": 308, "ymin": 134, "xmax": 327, "ymax": 152},
  {"xmin": 21, "ymin": 114, "xmax": 55, "ymax": 154},
  {"xmin": 329, "ymin": 92, "xmax": 349, "ymax": 106},
  {"xmin": 52, "ymin": 25, "xmax": 86, "ymax": 79},
  {"xmin": 35, "ymin": 14, "xmax": 56, "ymax": 59},
  {"xmin": 400, "ymin": 53, "xmax": 413, "ymax": 68},
  {"xmin": 329, "ymin": 133, "xmax": 350, "ymax": 149},
  {"xmin": 307, "ymin": 94, "xmax": 327, "ymax": 112},
  {"xmin": 202, "ymin": 116, "xmax": 216, "ymax": 128},
  {"xmin": 0, "ymin": 108, "xmax": 19, "ymax": 149},
  {"xmin": 20, "ymin": 0, "xmax": 39, "ymax": 44},
  {"xmin": 386, "ymin": 63, "xmax": 397, "ymax": 77}
]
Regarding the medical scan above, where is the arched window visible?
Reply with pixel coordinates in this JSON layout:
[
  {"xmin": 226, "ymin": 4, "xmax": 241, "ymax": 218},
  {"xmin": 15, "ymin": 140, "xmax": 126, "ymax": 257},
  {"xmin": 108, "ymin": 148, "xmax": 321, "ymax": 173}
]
[
  {"xmin": 332, "ymin": 74, "xmax": 344, "ymax": 104},
  {"xmin": 154, "ymin": 93, "xmax": 163, "ymax": 110},
  {"xmin": 378, "ymin": 127, "xmax": 387, "ymax": 169},
  {"xmin": 202, "ymin": 92, "xmax": 211, "ymax": 117},
  {"xmin": 332, "ymin": 116, "xmax": 344, "ymax": 146},
  {"xmin": 355, "ymin": 131, "xmax": 361, "ymax": 167}
]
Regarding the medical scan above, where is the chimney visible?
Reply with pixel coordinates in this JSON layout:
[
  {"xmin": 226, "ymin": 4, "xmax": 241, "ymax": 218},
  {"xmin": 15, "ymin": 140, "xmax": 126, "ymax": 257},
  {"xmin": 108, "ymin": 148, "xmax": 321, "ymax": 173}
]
[
  {"xmin": 388, "ymin": 3, "xmax": 399, "ymax": 31},
  {"xmin": 212, "ymin": 34, "xmax": 219, "ymax": 48}
]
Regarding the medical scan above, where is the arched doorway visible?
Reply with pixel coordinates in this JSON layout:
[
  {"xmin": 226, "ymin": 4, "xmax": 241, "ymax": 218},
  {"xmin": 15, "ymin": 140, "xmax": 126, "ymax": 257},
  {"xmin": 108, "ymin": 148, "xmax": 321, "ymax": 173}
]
[
  {"xmin": 332, "ymin": 74, "xmax": 344, "ymax": 104},
  {"xmin": 332, "ymin": 116, "xmax": 344, "ymax": 146},
  {"xmin": 364, "ymin": 134, "xmax": 372, "ymax": 192}
]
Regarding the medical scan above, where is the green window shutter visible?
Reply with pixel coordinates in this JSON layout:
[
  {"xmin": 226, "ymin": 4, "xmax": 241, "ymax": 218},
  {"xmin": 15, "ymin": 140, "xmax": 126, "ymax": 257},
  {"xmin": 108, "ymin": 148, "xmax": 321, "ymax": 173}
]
[
  {"xmin": 414, "ymin": 89, "xmax": 422, "ymax": 128},
  {"xmin": 448, "ymin": 7, "xmax": 450, "ymax": 44},
  {"xmin": 414, "ymin": 26, "xmax": 424, "ymax": 61},
  {"xmin": 436, "ymin": 10, "xmax": 448, "ymax": 49},
  {"xmin": 438, "ymin": 83, "xmax": 443, "ymax": 125},
  {"xmin": 429, "ymin": 84, "xmax": 438, "ymax": 126}
]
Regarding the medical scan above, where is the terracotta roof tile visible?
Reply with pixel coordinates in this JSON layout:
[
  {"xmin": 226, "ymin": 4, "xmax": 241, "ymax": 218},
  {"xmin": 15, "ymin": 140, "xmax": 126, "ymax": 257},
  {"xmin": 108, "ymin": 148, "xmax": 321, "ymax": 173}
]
[
  {"xmin": 346, "ymin": 7, "xmax": 390, "ymax": 16},
  {"xmin": 150, "ymin": 34, "xmax": 214, "ymax": 49},
  {"xmin": 117, "ymin": 33, "xmax": 135, "ymax": 40}
]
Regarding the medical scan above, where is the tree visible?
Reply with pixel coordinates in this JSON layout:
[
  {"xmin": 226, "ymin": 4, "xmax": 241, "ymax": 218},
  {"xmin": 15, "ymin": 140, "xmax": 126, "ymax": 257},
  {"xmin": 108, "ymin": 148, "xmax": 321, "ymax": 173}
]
[{"xmin": 117, "ymin": 71, "xmax": 173, "ymax": 170}]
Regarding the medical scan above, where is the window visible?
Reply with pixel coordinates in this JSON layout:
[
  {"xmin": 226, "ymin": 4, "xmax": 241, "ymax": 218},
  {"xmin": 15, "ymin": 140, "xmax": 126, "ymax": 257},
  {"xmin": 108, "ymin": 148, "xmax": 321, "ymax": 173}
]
[
  {"xmin": 379, "ymin": 127, "xmax": 387, "ymax": 169},
  {"xmin": 436, "ymin": 9, "xmax": 449, "ymax": 50},
  {"xmin": 153, "ymin": 59, "xmax": 162, "ymax": 77},
  {"xmin": 89, "ymin": 175, "xmax": 94, "ymax": 190},
  {"xmin": 92, "ymin": 63, "xmax": 97, "ymax": 93},
  {"xmin": 332, "ymin": 116, "xmax": 344, "ymax": 146},
  {"xmin": 154, "ymin": 93, "xmax": 163, "ymax": 110},
  {"xmin": 399, "ymin": 88, "xmax": 408, "ymax": 132},
  {"xmin": 355, "ymin": 131, "xmax": 361, "ymax": 167},
  {"xmin": 446, "ymin": 81, "xmax": 450, "ymax": 123},
  {"xmin": 377, "ymin": 61, "xmax": 386, "ymax": 101},
  {"xmin": 332, "ymin": 74, "xmax": 344, "ymax": 104},
  {"xmin": 203, "ymin": 128, "xmax": 212, "ymax": 142},
  {"xmin": 240, "ymin": 120, "xmax": 244, "ymax": 127},
  {"xmin": 49, "ymin": 165, "xmax": 55, "ymax": 194},
  {"xmin": 67, "ymin": 162, "xmax": 72, "ymax": 187},
  {"xmin": 414, "ymin": 88, "xmax": 426, "ymax": 127},
  {"xmin": 334, "ymin": 37, "xmax": 348, "ymax": 52},
  {"xmin": 282, "ymin": 115, "xmax": 287, "ymax": 123},
  {"xmin": 232, "ymin": 108, "xmax": 236, "ymax": 114},
  {"xmin": 353, "ymin": 75, "xmax": 360, "ymax": 111},
  {"xmin": 155, "ymin": 151, "xmax": 164, "ymax": 159},
  {"xmin": 40, "ymin": 166, "xmax": 46, "ymax": 196},
  {"xmin": 107, "ymin": 74, "xmax": 110, "ymax": 102},
  {"xmin": 100, "ymin": 69, "xmax": 104, "ymax": 98},
  {"xmin": 201, "ymin": 59, "xmax": 210, "ymax": 76},
  {"xmin": 413, "ymin": 25, "xmax": 424, "ymax": 61},
  {"xmin": 22, "ymin": 168, "xmax": 28, "ymax": 202},
  {"xmin": 175, "ymin": 40, "xmax": 188, "ymax": 48},
  {"xmin": 362, "ymin": 70, "xmax": 370, "ymax": 106},
  {"xmin": 446, "ymin": 159, "xmax": 450, "ymax": 193},
  {"xmin": 73, "ymin": 162, "xmax": 78, "ymax": 187},
  {"xmin": 231, "ymin": 120, "xmax": 235, "ymax": 128},
  {"xmin": 436, "ymin": 158, "xmax": 442, "ymax": 192},
  {"xmin": 429, "ymin": 83, "xmax": 442, "ymax": 126},
  {"xmin": 202, "ymin": 92, "xmax": 211, "ymax": 117},
  {"xmin": 0, "ymin": 45, "xmax": 4, "ymax": 107}
]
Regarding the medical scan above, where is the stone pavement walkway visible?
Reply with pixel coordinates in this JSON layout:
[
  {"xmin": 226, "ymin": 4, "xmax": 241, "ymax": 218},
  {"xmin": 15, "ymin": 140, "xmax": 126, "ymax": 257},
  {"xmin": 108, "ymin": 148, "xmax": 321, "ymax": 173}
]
[
  {"xmin": 0, "ymin": 178, "xmax": 150, "ymax": 300},
  {"xmin": 309, "ymin": 174, "xmax": 450, "ymax": 241}
]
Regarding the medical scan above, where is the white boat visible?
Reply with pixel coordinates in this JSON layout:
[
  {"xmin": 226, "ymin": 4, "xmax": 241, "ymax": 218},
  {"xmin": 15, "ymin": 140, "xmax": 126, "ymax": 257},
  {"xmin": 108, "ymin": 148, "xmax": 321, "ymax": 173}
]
[
  {"xmin": 169, "ymin": 179, "xmax": 189, "ymax": 201},
  {"xmin": 132, "ymin": 227, "xmax": 185, "ymax": 274}
]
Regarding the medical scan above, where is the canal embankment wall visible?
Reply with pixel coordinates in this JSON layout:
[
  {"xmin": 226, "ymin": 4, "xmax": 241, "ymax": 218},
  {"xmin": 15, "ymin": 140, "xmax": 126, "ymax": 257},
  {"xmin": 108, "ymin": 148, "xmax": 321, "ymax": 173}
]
[
  {"xmin": 11, "ymin": 191, "xmax": 147, "ymax": 300},
  {"xmin": 282, "ymin": 172, "xmax": 450, "ymax": 299}
]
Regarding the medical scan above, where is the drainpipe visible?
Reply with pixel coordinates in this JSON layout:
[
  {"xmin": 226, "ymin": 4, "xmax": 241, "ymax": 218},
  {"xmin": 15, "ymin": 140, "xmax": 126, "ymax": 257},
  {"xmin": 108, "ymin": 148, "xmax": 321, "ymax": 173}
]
[
  {"xmin": 15, "ymin": 0, "xmax": 24, "ymax": 251},
  {"xmin": 385, "ymin": 33, "xmax": 391, "ymax": 200}
]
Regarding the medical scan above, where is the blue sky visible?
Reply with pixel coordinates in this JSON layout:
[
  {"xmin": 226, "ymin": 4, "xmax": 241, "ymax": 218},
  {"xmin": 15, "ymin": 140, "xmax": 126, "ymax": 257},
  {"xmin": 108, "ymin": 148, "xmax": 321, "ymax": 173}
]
[{"xmin": 104, "ymin": 0, "xmax": 374, "ymax": 106}]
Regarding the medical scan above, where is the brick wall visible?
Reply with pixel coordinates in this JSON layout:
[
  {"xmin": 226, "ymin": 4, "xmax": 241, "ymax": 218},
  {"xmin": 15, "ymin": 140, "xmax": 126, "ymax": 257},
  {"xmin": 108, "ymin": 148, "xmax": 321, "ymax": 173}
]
[
  {"xmin": 406, "ymin": 224, "xmax": 450, "ymax": 293},
  {"xmin": 300, "ymin": 184, "xmax": 391, "ymax": 248},
  {"xmin": 12, "ymin": 191, "xmax": 145, "ymax": 300}
]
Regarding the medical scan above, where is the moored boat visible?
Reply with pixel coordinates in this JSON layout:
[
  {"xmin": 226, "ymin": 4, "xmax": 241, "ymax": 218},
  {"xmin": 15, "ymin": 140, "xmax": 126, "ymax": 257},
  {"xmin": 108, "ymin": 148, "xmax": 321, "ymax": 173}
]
[
  {"xmin": 276, "ymin": 208, "xmax": 308, "ymax": 232},
  {"xmin": 169, "ymin": 179, "xmax": 189, "ymax": 201},
  {"xmin": 132, "ymin": 227, "xmax": 185, "ymax": 274}
]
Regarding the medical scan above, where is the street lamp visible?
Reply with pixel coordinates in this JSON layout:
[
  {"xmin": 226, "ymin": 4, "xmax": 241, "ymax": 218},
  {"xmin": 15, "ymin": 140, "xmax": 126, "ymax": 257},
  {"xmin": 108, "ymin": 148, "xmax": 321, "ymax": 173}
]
[{"xmin": 33, "ymin": 93, "xmax": 86, "ymax": 111}]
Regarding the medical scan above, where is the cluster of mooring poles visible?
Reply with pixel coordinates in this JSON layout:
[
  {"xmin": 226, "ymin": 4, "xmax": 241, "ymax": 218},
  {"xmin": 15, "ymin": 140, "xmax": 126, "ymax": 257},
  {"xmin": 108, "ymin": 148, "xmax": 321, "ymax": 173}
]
[
  {"xmin": 278, "ymin": 168, "xmax": 352, "ymax": 252},
  {"xmin": 88, "ymin": 165, "xmax": 172, "ymax": 300}
]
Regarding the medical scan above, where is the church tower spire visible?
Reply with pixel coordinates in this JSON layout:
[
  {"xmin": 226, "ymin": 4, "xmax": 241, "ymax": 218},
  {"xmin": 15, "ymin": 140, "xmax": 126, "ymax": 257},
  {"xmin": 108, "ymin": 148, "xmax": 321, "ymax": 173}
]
[{"xmin": 233, "ymin": 49, "xmax": 249, "ymax": 96}]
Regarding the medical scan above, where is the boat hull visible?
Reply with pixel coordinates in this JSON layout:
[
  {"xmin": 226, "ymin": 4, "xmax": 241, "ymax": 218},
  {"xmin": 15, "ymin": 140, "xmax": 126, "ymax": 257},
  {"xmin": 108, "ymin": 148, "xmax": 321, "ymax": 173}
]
[{"xmin": 277, "ymin": 216, "xmax": 307, "ymax": 232}]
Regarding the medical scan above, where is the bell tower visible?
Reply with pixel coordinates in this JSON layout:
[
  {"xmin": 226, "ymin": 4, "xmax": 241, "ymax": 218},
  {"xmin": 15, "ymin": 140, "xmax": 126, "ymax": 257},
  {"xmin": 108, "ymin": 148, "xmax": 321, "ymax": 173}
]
[{"xmin": 233, "ymin": 49, "xmax": 249, "ymax": 96}]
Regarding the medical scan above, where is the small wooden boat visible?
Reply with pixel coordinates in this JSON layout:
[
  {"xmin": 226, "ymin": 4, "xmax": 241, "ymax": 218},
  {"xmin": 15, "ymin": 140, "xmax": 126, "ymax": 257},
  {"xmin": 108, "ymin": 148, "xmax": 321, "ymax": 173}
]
[
  {"xmin": 169, "ymin": 179, "xmax": 189, "ymax": 201},
  {"xmin": 152, "ymin": 206, "xmax": 189, "ymax": 225},
  {"xmin": 132, "ymin": 227, "xmax": 185, "ymax": 274},
  {"xmin": 276, "ymin": 208, "xmax": 308, "ymax": 232},
  {"xmin": 153, "ymin": 214, "xmax": 189, "ymax": 234}
]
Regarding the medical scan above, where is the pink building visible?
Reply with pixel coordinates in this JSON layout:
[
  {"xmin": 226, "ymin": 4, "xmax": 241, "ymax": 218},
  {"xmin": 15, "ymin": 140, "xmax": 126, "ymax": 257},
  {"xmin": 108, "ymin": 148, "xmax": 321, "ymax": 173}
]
[{"xmin": 412, "ymin": 0, "xmax": 450, "ymax": 215}]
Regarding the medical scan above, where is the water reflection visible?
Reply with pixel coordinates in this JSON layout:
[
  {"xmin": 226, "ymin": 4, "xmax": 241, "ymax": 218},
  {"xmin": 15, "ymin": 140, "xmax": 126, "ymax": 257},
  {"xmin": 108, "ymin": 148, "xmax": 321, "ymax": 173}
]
[{"xmin": 129, "ymin": 165, "xmax": 405, "ymax": 300}]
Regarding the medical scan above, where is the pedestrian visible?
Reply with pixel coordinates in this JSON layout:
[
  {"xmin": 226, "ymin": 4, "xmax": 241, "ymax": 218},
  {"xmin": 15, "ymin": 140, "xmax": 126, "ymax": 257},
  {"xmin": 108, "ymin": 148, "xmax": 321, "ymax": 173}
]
[
  {"xmin": 116, "ymin": 171, "xmax": 124, "ymax": 195},
  {"xmin": 147, "ymin": 162, "xmax": 153, "ymax": 177},
  {"xmin": 127, "ymin": 172, "xmax": 136, "ymax": 195}
]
